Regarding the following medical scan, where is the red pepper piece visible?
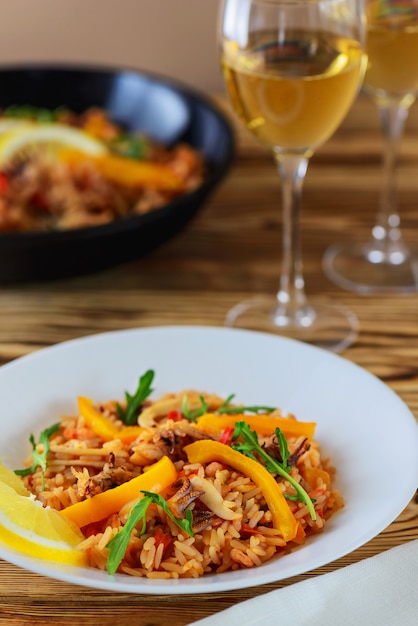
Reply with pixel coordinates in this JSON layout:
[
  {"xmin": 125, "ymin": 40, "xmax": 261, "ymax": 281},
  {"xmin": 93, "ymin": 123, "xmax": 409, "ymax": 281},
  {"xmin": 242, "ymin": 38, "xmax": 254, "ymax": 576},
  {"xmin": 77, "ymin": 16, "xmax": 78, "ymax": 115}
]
[
  {"xmin": 0, "ymin": 172, "xmax": 9, "ymax": 194},
  {"xmin": 219, "ymin": 426, "xmax": 235, "ymax": 445},
  {"xmin": 167, "ymin": 410, "xmax": 183, "ymax": 422},
  {"xmin": 154, "ymin": 527, "xmax": 174, "ymax": 558}
]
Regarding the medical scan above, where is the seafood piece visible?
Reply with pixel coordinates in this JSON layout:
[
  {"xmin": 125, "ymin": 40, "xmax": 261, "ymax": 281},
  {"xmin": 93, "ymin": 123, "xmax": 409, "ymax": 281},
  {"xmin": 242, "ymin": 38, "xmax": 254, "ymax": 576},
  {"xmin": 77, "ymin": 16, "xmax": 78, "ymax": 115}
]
[
  {"xmin": 189, "ymin": 475, "xmax": 241, "ymax": 521},
  {"xmin": 166, "ymin": 477, "xmax": 204, "ymax": 517},
  {"xmin": 71, "ymin": 452, "xmax": 135, "ymax": 498},
  {"xmin": 138, "ymin": 391, "xmax": 225, "ymax": 428},
  {"xmin": 192, "ymin": 509, "xmax": 215, "ymax": 532}
]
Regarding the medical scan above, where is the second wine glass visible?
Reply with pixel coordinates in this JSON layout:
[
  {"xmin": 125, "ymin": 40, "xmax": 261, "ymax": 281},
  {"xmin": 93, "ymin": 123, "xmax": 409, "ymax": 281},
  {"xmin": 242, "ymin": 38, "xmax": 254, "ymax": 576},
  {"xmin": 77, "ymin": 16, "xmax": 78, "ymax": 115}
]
[
  {"xmin": 323, "ymin": 0, "xmax": 418, "ymax": 294},
  {"xmin": 219, "ymin": 0, "xmax": 367, "ymax": 351}
]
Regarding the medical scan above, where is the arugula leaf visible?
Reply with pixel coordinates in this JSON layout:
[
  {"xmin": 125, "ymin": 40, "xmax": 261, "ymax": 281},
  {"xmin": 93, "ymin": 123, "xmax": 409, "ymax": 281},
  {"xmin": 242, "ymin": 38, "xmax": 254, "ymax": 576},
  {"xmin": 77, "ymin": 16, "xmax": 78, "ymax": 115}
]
[
  {"xmin": 141, "ymin": 491, "xmax": 194, "ymax": 537},
  {"xmin": 3, "ymin": 105, "xmax": 70, "ymax": 122},
  {"xmin": 218, "ymin": 404, "xmax": 277, "ymax": 415},
  {"xmin": 274, "ymin": 427, "xmax": 291, "ymax": 471},
  {"xmin": 182, "ymin": 394, "xmax": 208, "ymax": 423},
  {"xmin": 217, "ymin": 394, "xmax": 236, "ymax": 412},
  {"xmin": 109, "ymin": 133, "xmax": 148, "ymax": 160},
  {"xmin": 106, "ymin": 495, "xmax": 151, "ymax": 575},
  {"xmin": 116, "ymin": 369, "xmax": 155, "ymax": 425},
  {"xmin": 232, "ymin": 421, "xmax": 316, "ymax": 522},
  {"xmin": 106, "ymin": 490, "xmax": 194, "ymax": 575},
  {"xmin": 217, "ymin": 393, "xmax": 277, "ymax": 415},
  {"xmin": 14, "ymin": 422, "xmax": 60, "ymax": 490}
]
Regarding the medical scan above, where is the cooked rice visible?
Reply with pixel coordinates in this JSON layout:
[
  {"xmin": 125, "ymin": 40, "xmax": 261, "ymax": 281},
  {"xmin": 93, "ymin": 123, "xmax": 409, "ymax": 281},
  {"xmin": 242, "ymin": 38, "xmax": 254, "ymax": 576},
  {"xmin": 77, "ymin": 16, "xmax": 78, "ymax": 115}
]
[{"xmin": 18, "ymin": 388, "xmax": 343, "ymax": 579}]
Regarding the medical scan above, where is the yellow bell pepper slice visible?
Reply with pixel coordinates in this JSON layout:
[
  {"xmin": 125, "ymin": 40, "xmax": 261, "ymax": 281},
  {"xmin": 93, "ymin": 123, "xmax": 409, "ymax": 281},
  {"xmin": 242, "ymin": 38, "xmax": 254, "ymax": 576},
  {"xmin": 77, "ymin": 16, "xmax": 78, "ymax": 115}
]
[
  {"xmin": 300, "ymin": 467, "xmax": 331, "ymax": 491},
  {"xmin": 184, "ymin": 440, "xmax": 299, "ymax": 542},
  {"xmin": 61, "ymin": 455, "xmax": 177, "ymax": 528},
  {"xmin": 77, "ymin": 396, "xmax": 146, "ymax": 444},
  {"xmin": 60, "ymin": 149, "xmax": 185, "ymax": 191},
  {"xmin": 116, "ymin": 425, "xmax": 146, "ymax": 445},
  {"xmin": 195, "ymin": 413, "xmax": 316, "ymax": 440},
  {"xmin": 77, "ymin": 396, "xmax": 120, "ymax": 442}
]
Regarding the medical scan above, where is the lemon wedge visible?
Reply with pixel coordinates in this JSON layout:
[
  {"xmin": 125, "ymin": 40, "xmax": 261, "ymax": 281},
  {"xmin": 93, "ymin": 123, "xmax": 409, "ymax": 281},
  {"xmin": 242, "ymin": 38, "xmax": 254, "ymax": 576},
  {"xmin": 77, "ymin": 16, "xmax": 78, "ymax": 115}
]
[
  {"xmin": 0, "ymin": 464, "xmax": 87, "ymax": 566},
  {"xmin": 0, "ymin": 122, "xmax": 107, "ymax": 165},
  {"xmin": 0, "ymin": 118, "xmax": 34, "ymax": 136},
  {"xmin": 0, "ymin": 460, "xmax": 30, "ymax": 495}
]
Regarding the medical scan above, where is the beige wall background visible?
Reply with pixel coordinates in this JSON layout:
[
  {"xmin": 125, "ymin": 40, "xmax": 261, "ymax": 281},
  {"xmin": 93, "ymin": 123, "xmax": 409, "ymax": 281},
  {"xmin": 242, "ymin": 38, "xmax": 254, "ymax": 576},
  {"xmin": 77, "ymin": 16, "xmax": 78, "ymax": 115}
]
[{"xmin": 0, "ymin": 0, "xmax": 224, "ymax": 93}]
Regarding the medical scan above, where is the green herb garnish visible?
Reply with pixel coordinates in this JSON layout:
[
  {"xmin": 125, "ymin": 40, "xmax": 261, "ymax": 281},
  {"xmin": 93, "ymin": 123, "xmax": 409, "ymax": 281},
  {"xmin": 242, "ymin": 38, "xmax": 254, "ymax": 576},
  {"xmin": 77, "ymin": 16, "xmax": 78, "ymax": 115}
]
[
  {"xmin": 3, "ymin": 105, "xmax": 66, "ymax": 122},
  {"xmin": 116, "ymin": 369, "xmax": 155, "ymax": 425},
  {"xmin": 275, "ymin": 427, "xmax": 291, "ymax": 470},
  {"xmin": 14, "ymin": 422, "xmax": 60, "ymax": 490},
  {"xmin": 141, "ymin": 491, "xmax": 194, "ymax": 537},
  {"xmin": 232, "ymin": 421, "xmax": 316, "ymax": 521},
  {"xmin": 182, "ymin": 394, "xmax": 208, "ymax": 422},
  {"xmin": 106, "ymin": 496, "xmax": 150, "ymax": 575},
  {"xmin": 110, "ymin": 133, "xmax": 148, "ymax": 160},
  {"xmin": 106, "ymin": 490, "xmax": 193, "ymax": 575},
  {"xmin": 217, "ymin": 393, "xmax": 276, "ymax": 415},
  {"xmin": 218, "ymin": 404, "xmax": 278, "ymax": 415}
]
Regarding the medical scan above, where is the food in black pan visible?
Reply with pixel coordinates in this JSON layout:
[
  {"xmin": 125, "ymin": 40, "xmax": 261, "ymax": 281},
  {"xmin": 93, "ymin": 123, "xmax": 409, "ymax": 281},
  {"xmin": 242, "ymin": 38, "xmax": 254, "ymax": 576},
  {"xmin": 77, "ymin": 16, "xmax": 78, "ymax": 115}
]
[{"xmin": 0, "ymin": 106, "xmax": 205, "ymax": 232}]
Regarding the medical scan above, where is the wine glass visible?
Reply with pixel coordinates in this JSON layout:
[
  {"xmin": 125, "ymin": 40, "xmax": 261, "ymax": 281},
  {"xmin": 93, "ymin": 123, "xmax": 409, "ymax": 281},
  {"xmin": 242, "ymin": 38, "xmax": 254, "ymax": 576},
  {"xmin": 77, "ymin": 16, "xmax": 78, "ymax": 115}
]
[
  {"xmin": 218, "ymin": 0, "xmax": 367, "ymax": 352},
  {"xmin": 323, "ymin": 0, "xmax": 418, "ymax": 294}
]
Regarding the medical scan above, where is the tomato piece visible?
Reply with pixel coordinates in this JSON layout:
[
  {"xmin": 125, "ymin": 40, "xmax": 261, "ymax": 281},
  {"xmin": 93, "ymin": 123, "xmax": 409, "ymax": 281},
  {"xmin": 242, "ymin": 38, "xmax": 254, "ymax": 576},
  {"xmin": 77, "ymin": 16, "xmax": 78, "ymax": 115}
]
[
  {"xmin": 153, "ymin": 527, "xmax": 174, "ymax": 558},
  {"xmin": 239, "ymin": 523, "xmax": 265, "ymax": 539},
  {"xmin": 0, "ymin": 172, "xmax": 9, "ymax": 194},
  {"xmin": 219, "ymin": 426, "xmax": 234, "ymax": 445},
  {"xmin": 30, "ymin": 191, "xmax": 49, "ymax": 212},
  {"xmin": 167, "ymin": 410, "xmax": 183, "ymax": 422}
]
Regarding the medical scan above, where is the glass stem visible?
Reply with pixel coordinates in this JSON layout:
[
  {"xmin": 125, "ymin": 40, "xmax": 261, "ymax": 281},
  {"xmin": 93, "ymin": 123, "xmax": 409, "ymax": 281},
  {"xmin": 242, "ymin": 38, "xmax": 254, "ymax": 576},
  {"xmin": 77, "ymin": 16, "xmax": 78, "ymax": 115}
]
[
  {"xmin": 273, "ymin": 154, "xmax": 314, "ymax": 327},
  {"xmin": 373, "ymin": 99, "xmax": 409, "ymax": 257}
]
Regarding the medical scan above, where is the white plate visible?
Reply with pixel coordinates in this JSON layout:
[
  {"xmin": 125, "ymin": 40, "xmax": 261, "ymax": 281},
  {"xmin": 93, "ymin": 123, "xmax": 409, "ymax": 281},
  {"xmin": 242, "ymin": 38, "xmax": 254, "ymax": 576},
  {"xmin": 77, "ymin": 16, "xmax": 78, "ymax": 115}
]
[{"xmin": 0, "ymin": 326, "xmax": 417, "ymax": 594}]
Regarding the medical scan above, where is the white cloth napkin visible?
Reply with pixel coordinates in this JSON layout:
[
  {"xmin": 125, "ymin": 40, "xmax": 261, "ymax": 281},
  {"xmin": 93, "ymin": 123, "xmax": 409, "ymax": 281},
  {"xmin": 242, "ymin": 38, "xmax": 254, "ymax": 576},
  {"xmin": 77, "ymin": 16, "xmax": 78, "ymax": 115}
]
[{"xmin": 189, "ymin": 539, "xmax": 418, "ymax": 626}]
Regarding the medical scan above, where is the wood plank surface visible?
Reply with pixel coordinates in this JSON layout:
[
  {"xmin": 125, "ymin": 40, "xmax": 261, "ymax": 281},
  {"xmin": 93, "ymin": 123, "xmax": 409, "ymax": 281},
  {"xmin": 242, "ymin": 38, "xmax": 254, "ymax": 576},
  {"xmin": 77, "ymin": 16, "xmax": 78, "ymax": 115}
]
[{"xmin": 0, "ymin": 93, "xmax": 417, "ymax": 625}]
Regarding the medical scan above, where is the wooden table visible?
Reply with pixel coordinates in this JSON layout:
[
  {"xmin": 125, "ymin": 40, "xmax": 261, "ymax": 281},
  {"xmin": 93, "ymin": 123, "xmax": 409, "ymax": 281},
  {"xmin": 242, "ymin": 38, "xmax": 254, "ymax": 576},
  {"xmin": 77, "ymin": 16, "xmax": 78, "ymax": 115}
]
[{"xmin": 0, "ymin": 94, "xmax": 417, "ymax": 625}]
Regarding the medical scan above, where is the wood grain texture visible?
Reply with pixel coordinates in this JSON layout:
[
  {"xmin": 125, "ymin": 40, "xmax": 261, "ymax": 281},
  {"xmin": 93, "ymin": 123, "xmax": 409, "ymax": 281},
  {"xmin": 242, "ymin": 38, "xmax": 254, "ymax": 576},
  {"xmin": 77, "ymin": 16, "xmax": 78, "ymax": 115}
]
[{"xmin": 0, "ymin": 94, "xmax": 417, "ymax": 625}]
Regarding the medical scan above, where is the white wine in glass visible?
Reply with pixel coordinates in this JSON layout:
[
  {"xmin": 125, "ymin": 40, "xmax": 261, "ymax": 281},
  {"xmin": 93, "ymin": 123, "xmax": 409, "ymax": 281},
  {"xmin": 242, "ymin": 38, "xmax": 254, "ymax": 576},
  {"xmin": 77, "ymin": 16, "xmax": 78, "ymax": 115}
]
[
  {"xmin": 323, "ymin": 0, "xmax": 418, "ymax": 293},
  {"xmin": 219, "ymin": 0, "xmax": 367, "ymax": 351}
]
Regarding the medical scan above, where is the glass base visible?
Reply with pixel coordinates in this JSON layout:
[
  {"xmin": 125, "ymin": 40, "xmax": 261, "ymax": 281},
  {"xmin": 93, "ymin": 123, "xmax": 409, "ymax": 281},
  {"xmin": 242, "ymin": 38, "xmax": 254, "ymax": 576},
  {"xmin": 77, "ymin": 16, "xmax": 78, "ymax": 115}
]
[
  {"xmin": 225, "ymin": 296, "xmax": 358, "ymax": 353},
  {"xmin": 323, "ymin": 242, "xmax": 418, "ymax": 295}
]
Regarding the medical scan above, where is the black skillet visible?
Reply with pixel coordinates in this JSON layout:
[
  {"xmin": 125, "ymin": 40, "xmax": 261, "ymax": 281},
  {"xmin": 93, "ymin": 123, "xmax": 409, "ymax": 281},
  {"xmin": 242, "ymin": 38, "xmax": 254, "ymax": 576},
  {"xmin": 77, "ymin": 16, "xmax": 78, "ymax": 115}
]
[{"xmin": 0, "ymin": 64, "xmax": 234, "ymax": 282}]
